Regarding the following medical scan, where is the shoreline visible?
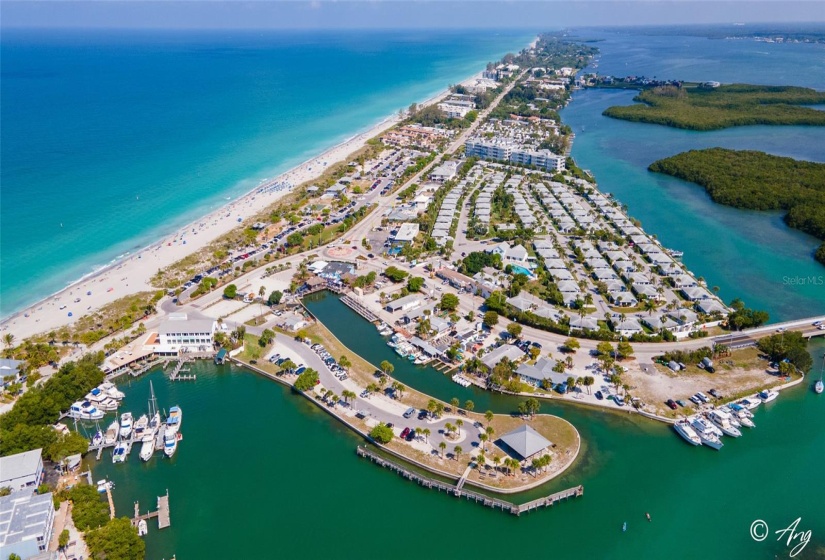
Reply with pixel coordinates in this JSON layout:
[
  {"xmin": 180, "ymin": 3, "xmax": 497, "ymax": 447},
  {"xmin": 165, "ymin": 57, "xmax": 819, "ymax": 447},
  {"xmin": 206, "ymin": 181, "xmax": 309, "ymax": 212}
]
[{"xmin": 0, "ymin": 64, "xmax": 493, "ymax": 340}]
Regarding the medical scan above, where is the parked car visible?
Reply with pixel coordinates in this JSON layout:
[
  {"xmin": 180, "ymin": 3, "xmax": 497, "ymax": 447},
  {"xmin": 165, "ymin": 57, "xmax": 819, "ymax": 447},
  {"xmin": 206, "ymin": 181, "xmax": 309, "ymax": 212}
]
[
  {"xmin": 595, "ymin": 391, "xmax": 604, "ymax": 400},
  {"xmin": 400, "ymin": 427, "xmax": 411, "ymax": 439},
  {"xmin": 666, "ymin": 399, "xmax": 678, "ymax": 410},
  {"xmin": 403, "ymin": 407, "xmax": 415, "ymax": 418}
]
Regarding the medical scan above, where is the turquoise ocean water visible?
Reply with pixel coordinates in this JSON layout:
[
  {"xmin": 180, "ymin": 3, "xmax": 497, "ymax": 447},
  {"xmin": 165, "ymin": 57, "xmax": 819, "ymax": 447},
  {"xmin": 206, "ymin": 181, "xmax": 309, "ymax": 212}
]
[{"xmin": 0, "ymin": 29, "xmax": 533, "ymax": 316}]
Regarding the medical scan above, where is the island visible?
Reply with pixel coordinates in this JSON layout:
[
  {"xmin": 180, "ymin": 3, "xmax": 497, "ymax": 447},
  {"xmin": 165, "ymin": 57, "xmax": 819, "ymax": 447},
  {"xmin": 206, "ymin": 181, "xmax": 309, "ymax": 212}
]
[
  {"xmin": 648, "ymin": 148, "xmax": 825, "ymax": 264},
  {"xmin": 601, "ymin": 83, "xmax": 825, "ymax": 130}
]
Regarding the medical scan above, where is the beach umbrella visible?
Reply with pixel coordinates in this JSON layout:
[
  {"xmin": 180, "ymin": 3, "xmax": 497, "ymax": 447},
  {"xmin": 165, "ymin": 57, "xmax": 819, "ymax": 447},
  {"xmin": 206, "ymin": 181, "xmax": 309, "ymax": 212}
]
[{"xmin": 68, "ymin": 312, "xmax": 73, "ymax": 317}]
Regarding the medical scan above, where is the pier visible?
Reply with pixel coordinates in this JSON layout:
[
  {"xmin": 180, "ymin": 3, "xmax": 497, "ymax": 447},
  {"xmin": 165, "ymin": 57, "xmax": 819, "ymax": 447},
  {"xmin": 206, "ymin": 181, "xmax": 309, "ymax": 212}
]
[
  {"xmin": 355, "ymin": 446, "xmax": 583, "ymax": 515},
  {"xmin": 167, "ymin": 358, "xmax": 197, "ymax": 381},
  {"xmin": 132, "ymin": 491, "xmax": 171, "ymax": 530},
  {"xmin": 105, "ymin": 484, "xmax": 116, "ymax": 519},
  {"xmin": 339, "ymin": 294, "xmax": 379, "ymax": 323}
]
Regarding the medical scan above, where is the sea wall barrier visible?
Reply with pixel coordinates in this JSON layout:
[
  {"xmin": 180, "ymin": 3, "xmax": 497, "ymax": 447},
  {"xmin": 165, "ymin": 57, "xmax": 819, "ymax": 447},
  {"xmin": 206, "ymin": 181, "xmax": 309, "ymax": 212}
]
[{"xmin": 355, "ymin": 446, "xmax": 583, "ymax": 516}]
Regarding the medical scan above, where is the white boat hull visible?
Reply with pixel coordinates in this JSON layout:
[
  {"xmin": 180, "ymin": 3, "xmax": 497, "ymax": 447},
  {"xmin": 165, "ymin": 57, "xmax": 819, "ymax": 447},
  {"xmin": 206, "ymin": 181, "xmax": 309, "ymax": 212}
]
[
  {"xmin": 139, "ymin": 440, "xmax": 154, "ymax": 462},
  {"xmin": 673, "ymin": 422, "xmax": 701, "ymax": 446}
]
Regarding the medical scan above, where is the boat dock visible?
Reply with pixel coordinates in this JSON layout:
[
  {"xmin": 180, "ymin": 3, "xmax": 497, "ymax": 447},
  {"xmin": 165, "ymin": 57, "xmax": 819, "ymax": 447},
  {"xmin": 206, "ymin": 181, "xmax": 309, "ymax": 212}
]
[
  {"xmin": 166, "ymin": 358, "xmax": 197, "ymax": 381},
  {"xmin": 339, "ymin": 294, "xmax": 379, "ymax": 323},
  {"xmin": 132, "ymin": 491, "xmax": 171, "ymax": 530},
  {"xmin": 355, "ymin": 446, "xmax": 583, "ymax": 515},
  {"xmin": 105, "ymin": 484, "xmax": 116, "ymax": 519}
]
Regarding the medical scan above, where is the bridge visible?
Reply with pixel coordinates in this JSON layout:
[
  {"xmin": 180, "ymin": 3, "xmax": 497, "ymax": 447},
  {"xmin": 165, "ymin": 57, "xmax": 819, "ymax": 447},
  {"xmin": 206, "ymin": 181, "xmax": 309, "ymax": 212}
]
[{"xmin": 712, "ymin": 315, "xmax": 825, "ymax": 350}]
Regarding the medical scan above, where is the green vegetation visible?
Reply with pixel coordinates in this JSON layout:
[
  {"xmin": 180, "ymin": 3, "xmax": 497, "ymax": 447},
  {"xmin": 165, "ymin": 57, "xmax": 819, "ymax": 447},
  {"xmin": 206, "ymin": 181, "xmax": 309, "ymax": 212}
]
[
  {"xmin": 727, "ymin": 299, "xmax": 770, "ymax": 330},
  {"xmin": 85, "ymin": 517, "xmax": 145, "ymax": 560},
  {"xmin": 757, "ymin": 332, "xmax": 812, "ymax": 373},
  {"xmin": 649, "ymin": 148, "xmax": 825, "ymax": 264},
  {"xmin": 267, "ymin": 290, "xmax": 283, "ymax": 305},
  {"xmin": 459, "ymin": 251, "xmax": 502, "ymax": 275},
  {"xmin": 293, "ymin": 368, "xmax": 319, "ymax": 392},
  {"xmin": 604, "ymin": 84, "xmax": 825, "ymax": 130},
  {"xmin": 0, "ymin": 354, "xmax": 106, "ymax": 459},
  {"xmin": 407, "ymin": 276, "xmax": 425, "ymax": 292},
  {"xmin": 369, "ymin": 423, "xmax": 394, "ymax": 444},
  {"xmin": 223, "ymin": 284, "xmax": 238, "ymax": 299},
  {"xmin": 63, "ymin": 484, "xmax": 110, "ymax": 531},
  {"xmin": 383, "ymin": 266, "xmax": 409, "ymax": 283},
  {"xmin": 440, "ymin": 293, "xmax": 459, "ymax": 312}
]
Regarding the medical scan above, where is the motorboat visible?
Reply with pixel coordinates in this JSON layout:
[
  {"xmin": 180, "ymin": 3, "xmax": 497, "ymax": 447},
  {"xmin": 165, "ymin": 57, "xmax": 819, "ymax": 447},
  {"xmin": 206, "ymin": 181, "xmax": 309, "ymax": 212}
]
[
  {"xmin": 739, "ymin": 397, "xmax": 761, "ymax": 411},
  {"xmin": 91, "ymin": 430, "xmax": 104, "ymax": 447},
  {"xmin": 816, "ymin": 380, "xmax": 824, "ymax": 395},
  {"xmin": 673, "ymin": 420, "xmax": 701, "ymax": 446},
  {"xmin": 84, "ymin": 387, "xmax": 119, "ymax": 411},
  {"xmin": 758, "ymin": 390, "xmax": 779, "ymax": 403},
  {"xmin": 717, "ymin": 406, "xmax": 742, "ymax": 428},
  {"xmin": 165, "ymin": 406, "xmax": 183, "ymax": 435},
  {"xmin": 104, "ymin": 421, "xmax": 120, "ymax": 445},
  {"xmin": 133, "ymin": 414, "xmax": 149, "ymax": 441},
  {"xmin": 120, "ymin": 412, "xmax": 134, "ymax": 439},
  {"xmin": 689, "ymin": 417, "xmax": 724, "ymax": 450},
  {"xmin": 727, "ymin": 404, "xmax": 755, "ymax": 428},
  {"xmin": 68, "ymin": 401, "xmax": 105, "ymax": 421},
  {"xmin": 707, "ymin": 410, "xmax": 742, "ymax": 437},
  {"xmin": 139, "ymin": 438, "xmax": 155, "ymax": 462},
  {"xmin": 163, "ymin": 431, "xmax": 179, "ymax": 458},
  {"xmin": 99, "ymin": 381, "xmax": 126, "ymax": 400},
  {"xmin": 137, "ymin": 519, "xmax": 148, "ymax": 536},
  {"xmin": 112, "ymin": 440, "xmax": 132, "ymax": 463}
]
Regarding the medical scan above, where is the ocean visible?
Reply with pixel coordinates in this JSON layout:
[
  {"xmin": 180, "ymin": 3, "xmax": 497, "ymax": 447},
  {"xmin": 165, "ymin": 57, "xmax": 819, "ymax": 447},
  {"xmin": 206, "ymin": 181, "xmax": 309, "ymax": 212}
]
[{"xmin": 0, "ymin": 29, "xmax": 534, "ymax": 316}]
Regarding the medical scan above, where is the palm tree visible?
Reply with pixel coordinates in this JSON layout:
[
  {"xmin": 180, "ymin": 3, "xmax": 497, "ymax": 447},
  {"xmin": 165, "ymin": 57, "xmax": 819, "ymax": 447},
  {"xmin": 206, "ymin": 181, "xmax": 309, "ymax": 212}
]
[
  {"xmin": 439, "ymin": 441, "xmax": 447, "ymax": 458},
  {"xmin": 493, "ymin": 455, "xmax": 501, "ymax": 473},
  {"xmin": 258, "ymin": 285, "xmax": 266, "ymax": 323},
  {"xmin": 3, "ymin": 333, "xmax": 15, "ymax": 349},
  {"xmin": 450, "ymin": 397, "xmax": 460, "ymax": 411},
  {"xmin": 422, "ymin": 428, "xmax": 430, "ymax": 443},
  {"xmin": 444, "ymin": 423, "xmax": 454, "ymax": 438},
  {"xmin": 643, "ymin": 299, "xmax": 656, "ymax": 315},
  {"xmin": 415, "ymin": 427, "xmax": 423, "ymax": 440},
  {"xmin": 464, "ymin": 400, "xmax": 475, "ymax": 413},
  {"xmin": 478, "ymin": 433, "xmax": 488, "ymax": 451},
  {"xmin": 485, "ymin": 426, "xmax": 494, "ymax": 445},
  {"xmin": 339, "ymin": 355, "xmax": 351, "ymax": 370},
  {"xmin": 379, "ymin": 360, "xmax": 394, "ymax": 377},
  {"xmin": 378, "ymin": 375, "xmax": 387, "ymax": 389},
  {"xmin": 455, "ymin": 419, "xmax": 463, "ymax": 436},
  {"xmin": 484, "ymin": 410, "xmax": 494, "ymax": 425},
  {"xmin": 454, "ymin": 445, "xmax": 463, "ymax": 462}
]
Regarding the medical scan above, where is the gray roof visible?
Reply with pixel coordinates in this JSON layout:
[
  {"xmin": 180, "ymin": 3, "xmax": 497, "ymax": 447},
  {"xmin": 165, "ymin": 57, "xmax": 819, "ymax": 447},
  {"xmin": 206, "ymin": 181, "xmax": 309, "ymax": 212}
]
[
  {"xmin": 481, "ymin": 344, "xmax": 526, "ymax": 369},
  {"xmin": 0, "ymin": 449, "xmax": 42, "ymax": 485},
  {"xmin": 0, "ymin": 491, "xmax": 53, "ymax": 548},
  {"xmin": 515, "ymin": 358, "xmax": 567, "ymax": 385},
  {"xmin": 498, "ymin": 424, "xmax": 552, "ymax": 460},
  {"xmin": 0, "ymin": 359, "xmax": 23, "ymax": 376},
  {"xmin": 158, "ymin": 319, "xmax": 215, "ymax": 335}
]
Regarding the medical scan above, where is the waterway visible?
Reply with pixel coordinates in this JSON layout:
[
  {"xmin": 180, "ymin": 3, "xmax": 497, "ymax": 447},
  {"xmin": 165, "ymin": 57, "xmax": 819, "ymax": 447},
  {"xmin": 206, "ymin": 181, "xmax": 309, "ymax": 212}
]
[{"xmin": 92, "ymin": 293, "xmax": 825, "ymax": 559}]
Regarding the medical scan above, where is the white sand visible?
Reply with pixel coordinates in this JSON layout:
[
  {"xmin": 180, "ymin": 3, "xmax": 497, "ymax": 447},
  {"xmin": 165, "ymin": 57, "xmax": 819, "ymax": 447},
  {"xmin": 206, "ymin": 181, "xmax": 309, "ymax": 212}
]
[{"xmin": 1, "ymin": 76, "xmax": 473, "ymax": 342}]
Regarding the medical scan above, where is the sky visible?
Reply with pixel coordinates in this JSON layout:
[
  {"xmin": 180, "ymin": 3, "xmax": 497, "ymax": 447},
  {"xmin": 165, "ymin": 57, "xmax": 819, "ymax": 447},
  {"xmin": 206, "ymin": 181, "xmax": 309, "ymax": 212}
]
[{"xmin": 2, "ymin": 1, "xmax": 824, "ymax": 30}]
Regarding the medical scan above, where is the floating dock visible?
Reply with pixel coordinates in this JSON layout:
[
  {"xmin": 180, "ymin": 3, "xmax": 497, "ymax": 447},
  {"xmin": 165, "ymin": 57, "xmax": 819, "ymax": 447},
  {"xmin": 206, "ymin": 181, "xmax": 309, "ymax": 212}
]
[
  {"xmin": 132, "ymin": 491, "xmax": 171, "ymax": 530},
  {"xmin": 355, "ymin": 446, "xmax": 583, "ymax": 515},
  {"xmin": 339, "ymin": 295, "xmax": 379, "ymax": 323}
]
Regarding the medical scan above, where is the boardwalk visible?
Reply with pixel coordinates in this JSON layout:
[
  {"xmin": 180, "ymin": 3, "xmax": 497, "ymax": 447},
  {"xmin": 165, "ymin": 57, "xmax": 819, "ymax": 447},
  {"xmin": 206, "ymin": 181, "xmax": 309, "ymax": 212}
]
[
  {"xmin": 339, "ymin": 294, "xmax": 379, "ymax": 323},
  {"xmin": 356, "ymin": 446, "xmax": 583, "ymax": 515}
]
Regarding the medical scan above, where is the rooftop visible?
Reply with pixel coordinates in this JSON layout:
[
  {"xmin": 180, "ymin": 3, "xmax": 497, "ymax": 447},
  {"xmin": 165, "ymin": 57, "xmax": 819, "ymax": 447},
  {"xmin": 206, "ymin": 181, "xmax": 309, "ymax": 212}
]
[
  {"xmin": 0, "ymin": 491, "xmax": 54, "ymax": 548},
  {"xmin": 0, "ymin": 449, "xmax": 42, "ymax": 484},
  {"xmin": 498, "ymin": 424, "xmax": 553, "ymax": 460}
]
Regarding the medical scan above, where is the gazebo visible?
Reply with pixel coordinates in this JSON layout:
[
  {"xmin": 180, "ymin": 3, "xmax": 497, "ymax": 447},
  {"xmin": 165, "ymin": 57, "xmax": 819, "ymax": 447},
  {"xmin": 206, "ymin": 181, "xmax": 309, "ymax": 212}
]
[{"xmin": 497, "ymin": 424, "xmax": 553, "ymax": 461}]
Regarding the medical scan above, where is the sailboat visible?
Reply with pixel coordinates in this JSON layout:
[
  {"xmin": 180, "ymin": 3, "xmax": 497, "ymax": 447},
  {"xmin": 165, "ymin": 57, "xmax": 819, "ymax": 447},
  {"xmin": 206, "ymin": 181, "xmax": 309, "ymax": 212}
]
[
  {"xmin": 140, "ymin": 382, "xmax": 161, "ymax": 462},
  {"xmin": 814, "ymin": 353, "xmax": 824, "ymax": 395}
]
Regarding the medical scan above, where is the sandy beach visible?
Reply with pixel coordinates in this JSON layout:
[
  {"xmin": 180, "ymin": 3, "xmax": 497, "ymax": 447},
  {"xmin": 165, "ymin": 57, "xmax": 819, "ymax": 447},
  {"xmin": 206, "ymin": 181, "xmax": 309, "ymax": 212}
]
[{"xmin": 0, "ymin": 73, "xmax": 481, "ymax": 342}]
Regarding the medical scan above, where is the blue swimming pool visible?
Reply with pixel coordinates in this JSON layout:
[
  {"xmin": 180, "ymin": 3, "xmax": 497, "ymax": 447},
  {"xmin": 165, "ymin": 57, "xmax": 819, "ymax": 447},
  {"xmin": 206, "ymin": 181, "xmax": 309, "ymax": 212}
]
[{"xmin": 510, "ymin": 264, "xmax": 533, "ymax": 277}]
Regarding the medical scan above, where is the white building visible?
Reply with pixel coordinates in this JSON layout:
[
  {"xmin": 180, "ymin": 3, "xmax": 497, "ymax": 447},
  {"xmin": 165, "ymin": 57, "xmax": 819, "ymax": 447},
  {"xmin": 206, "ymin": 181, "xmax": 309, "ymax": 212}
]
[
  {"xmin": 155, "ymin": 314, "xmax": 216, "ymax": 355},
  {"xmin": 0, "ymin": 449, "xmax": 44, "ymax": 494},
  {"xmin": 0, "ymin": 492, "xmax": 55, "ymax": 559},
  {"xmin": 392, "ymin": 223, "xmax": 420, "ymax": 243},
  {"xmin": 437, "ymin": 102, "xmax": 473, "ymax": 119},
  {"xmin": 385, "ymin": 294, "xmax": 423, "ymax": 313},
  {"xmin": 429, "ymin": 161, "xmax": 459, "ymax": 183}
]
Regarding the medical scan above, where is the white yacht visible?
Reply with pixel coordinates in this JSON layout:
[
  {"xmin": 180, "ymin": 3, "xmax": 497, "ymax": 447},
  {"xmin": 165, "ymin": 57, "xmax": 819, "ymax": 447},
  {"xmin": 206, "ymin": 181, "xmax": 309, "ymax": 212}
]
[
  {"xmin": 816, "ymin": 379, "xmax": 824, "ymax": 395},
  {"xmin": 84, "ymin": 387, "xmax": 119, "ymax": 411},
  {"xmin": 717, "ymin": 406, "xmax": 742, "ymax": 428},
  {"xmin": 133, "ymin": 414, "xmax": 149, "ymax": 441},
  {"xmin": 120, "ymin": 412, "xmax": 134, "ymax": 439},
  {"xmin": 739, "ymin": 397, "xmax": 761, "ymax": 411},
  {"xmin": 139, "ymin": 438, "xmax": 155, "ymax": 462},
  {"xmin": 91, "ymin": 430, "xmax": 104, "ymax": 447},
  {"xmin": 68, "ymin": 401, "xmax": 105, "ymax": 421},
  {"xmin": 163, "ymin": 431, "xmax": 178, "ymax": 458},
  {"xmin": 104, "ymin": 421, "xmax": 120, "ymax": 445},
  {"xmin": 137, "ymin": 519, "xmax": 148, "ymax": 536},
  {"xmin": 690, "ymin": 417, "xmax": 724, "ymax": 450},
  {"xmin": 165, "ymin": 406, "xmax": 183, "ymax": 435},
  {"xmin": 112, "ymin": 440, "xmax": 132, "ymax": 463},
  {"xmin": 673, "ymin": 420, "xmax": 701, "ymax": 446},
  {"xmin": 758, "ymin": 390, "xmax": 779, "ymax": 403},
  {"xmin": 99, "ymin": 381, "xmax": 126, "ymax": 400},
  {"xmin": 707, "ymin": 410, "xmax": 742, "ymax": 437},
  {"xmin": 727, "ymin": 404, "xmax": 755, "ymax": 428}
]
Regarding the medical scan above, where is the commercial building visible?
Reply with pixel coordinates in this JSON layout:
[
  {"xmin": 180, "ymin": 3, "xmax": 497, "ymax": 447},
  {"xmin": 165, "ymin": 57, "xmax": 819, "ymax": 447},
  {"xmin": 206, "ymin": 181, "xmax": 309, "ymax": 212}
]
[
  {"xmin": 155, "ymin": 314, "xmax": 216, "ymax": 355},
  {"xmin": 464, "ymin": 138, "xmax": 565, "ymax": 172},
  {"xmin": 0, "ymin": 491, "xmax": 56, "ymax": 559},
  {"xmin": 385, "ymin": 294, "xmax": 423, "ymax": 313},
  {"xmin": 0, "ymin": 449, "xmax": 44, "ymax": 494},
  {"xmin": 391, "ymin": 223, "xmax": 420, "ymax": 243}
]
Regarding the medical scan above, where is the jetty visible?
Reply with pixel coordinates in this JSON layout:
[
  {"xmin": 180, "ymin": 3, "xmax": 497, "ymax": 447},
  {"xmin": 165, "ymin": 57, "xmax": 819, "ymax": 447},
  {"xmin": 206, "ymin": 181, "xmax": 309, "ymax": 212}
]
[
  {"xmin": 339, "ymin": 294, "xmax": 379, "ymax": 323},
  {"xmin": 132, "ymin": 491, "xmax": 171, "ymax": 530},
  {"xmin": 355, "ymin": 446, "xmax": 583, "ymax": 515},
  {"xmin": 105, "ymin": 484, "xmax": 116, "ymax": 519}
]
